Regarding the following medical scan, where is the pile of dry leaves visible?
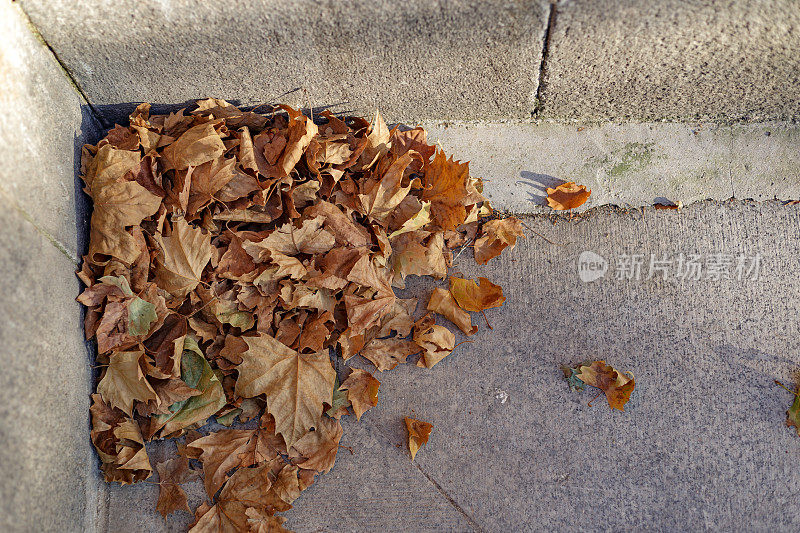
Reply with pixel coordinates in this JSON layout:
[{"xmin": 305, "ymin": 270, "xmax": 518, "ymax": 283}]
[{"xmin": 76, "ymin": 99, "xmax": 525, "ymax": 531}]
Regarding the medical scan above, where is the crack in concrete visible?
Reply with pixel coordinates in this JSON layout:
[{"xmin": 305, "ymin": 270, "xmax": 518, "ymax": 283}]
[{"xmin": 365, "ymin": 422, "xmax": 486, "ymax": 532}]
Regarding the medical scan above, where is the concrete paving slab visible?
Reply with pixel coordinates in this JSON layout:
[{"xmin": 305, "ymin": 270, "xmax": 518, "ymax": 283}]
[
  {"xmin": 18, "ymin": 0, "xmax": 549, "ymax": 126},
  {"xmin": 0, "ymin": 199, "xmax": 97, "ymax": 533},
  {"xmin": 0, "ymin": 1, "xmax": 102, "ymax": 262},
  {"xmin": 541, "ymin": 0, "xmax": 800, "ymax": 122},
  {"xmin": 102, "ymin": 200, "xmax": 800, "ymax": 531},
  {"xmin": 423, "ymin": 120, "xmax": 800, "ymax": 213}
]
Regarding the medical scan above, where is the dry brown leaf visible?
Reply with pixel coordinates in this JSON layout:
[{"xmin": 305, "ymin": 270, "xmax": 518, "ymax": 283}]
[
  {"xmin": 405, "ymin": 417, "xmax": 433, "ymax": 460},
  {"xmin": 414, "ymin": 324, "xmax": 456, "ymax": 369},
  {"xmin": 98, "ymin": 349, "xmax": 158, "ymax": 417},
  {"xmin": 291, "ymin": 416, "xmax": 343, "ymax": 473},
  {"xmin": 154, "ymin": 217, "xmax": 213, "ymax": 298},
  {"xmin": 448, "ymin": 276, "xmax": 505, "ymax": 312},
  {"xmin": 360, "ymin": 338, "xmax": 421, "ymax": 371},
  {"xmin": 474, "ymin": 217, "xmax": 525, "ymax": 265},
  {"xmin": 155, "ymin": 456, "xmax": 192, "ymax": 519},
  {"xmin": 340, "ymin": 369, "xmax": 380, "ymax": 420},
  {"xmin": 546, "ymin": 181, "xmax": 591, "ymax": 210},
  {"xmin": 163, "ymin": 122, "xmax": 226, "ymax": 170},
  {"xmin": 427, "ymin": 288, "xmax": 477, "ymax": 335},
  {"xmin": 575, "ymin": 360, "xmax": 635, "ymax": 411},
  {"xmin": 235, "ymin": 334, "xmax": 335, "ymax": 447}
]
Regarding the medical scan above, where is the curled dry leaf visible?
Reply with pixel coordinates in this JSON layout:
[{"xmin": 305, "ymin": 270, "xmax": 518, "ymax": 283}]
[
  {"xmin": 567, "ymin": 360, "xmax": 635, "ymax": 411},
  {"xmin": 340, "ymin": 368, "xmax": 380, "ymax": 420},
  {"xmin": 473, "ymin": 217, "xmax": 525, "ymax": 265},
  {"xmin": 448, "ymin": 276, "xmax": 505, "ymax": 312},
  {"xmin": 427, "ymin": 287, "xmax": 477, "ymax": 335},
  {"xmin": 414, "ymin": 324, "xmax": 456, "ymax": 369},
  {"xmin": 546, "ymin": 181, "xmax": 591, "ymax": 210},
  {"xmin": 405, "ymin": 417, "xmax": 433, "ymax": 460}
]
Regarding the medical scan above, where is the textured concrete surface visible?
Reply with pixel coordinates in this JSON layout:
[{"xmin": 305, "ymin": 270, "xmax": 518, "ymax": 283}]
[
  {"xmin": 424, "ymin": 120, "xmax": 800, "ymax": 213},
  {"xmin": 541, "ymin": 0, "xmax": 800, "ymax": 122},
  {"xmin": 104, "ymin": 200, "xmax": 800, "ymax": 532},
  {"xmin": 19, "ymin": 0, "xmax": 549, "ymax": 126},
  {"xmin": 0, "ymin": 2, "xmax": 101, "ymax": 532},
  {"xmin": 0, "ymin": 2, "xmax": 101, "ymax": 262}
]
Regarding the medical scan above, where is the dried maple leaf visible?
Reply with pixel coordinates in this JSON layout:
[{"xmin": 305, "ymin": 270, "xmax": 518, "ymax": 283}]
[
  {"xmin": 187, "ymin": 157, "xmax": 235, "ymax": 216},
  {"xmin": 414, "ymin": 324, "xmax": 456, "ymax": 369},
  {"xmin": 473, "ymin": 217, "xmax": 525, "ymax": 265},
  {"xmin": 572, "ymin": 360, "xmax": 635, "ymax": 411},
  {"xmin": 291, "ymin": 416, "xmax": 343, "ymax": 473},
  {"xmin": 245, "ymin": 508, "xmax": 291, "ymax": 533},
  {"xmin": 98, "ymin": 349, "xmax": 158, "ymax": 416},
  {"xmin": 162, "ymin": 122, "xmax": 226, "ymax": 170},
  {"xmin": 87, "ymin": 180, "xmax": 162, "ymax": 265},
  {"xmin": 155, "ymin": 456, "xmax": 192, "ymax": 519},
  {"xmin": 278, "ymin": 105, "xmax": 319, "ymax": 176},
  {"xmin": 427, "ymin": 288, "xmax": 477, "ymax": 335},
  {"xmin": 405, "ymin": 417, "xmax": 433, "ymax": 460},
  {"xmin": 234, "ymin": 334, "xmax": 335, "ymax": 446},
  {"xmin": 340, "ymin": 369, "xmax": 380, "ymax": 420},
  {"xmin": 546, "ymin": 181, "xmax": 591, "ymax": 210},
  {"xmin": 154, "ymin": 217, "xmax": 213, "ymax": 298},
  {"xmin": 360, "ymin": 338, "xmax": 421, "ymax": 371},
  {"xmin": 359, "ymin": 151, "xmax": 419, "ymax": 222},
  {"xmin": 421, "ymin": 149, "xmax": 470, "ymax": 231},
  {"xmin": 448, "ymin": 276, "xmax": 505, "ymax": 312}
]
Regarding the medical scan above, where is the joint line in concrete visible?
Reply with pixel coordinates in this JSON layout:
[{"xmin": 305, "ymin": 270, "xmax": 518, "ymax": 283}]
[
  {"xmin": 16, "ymin": 4, "xmax": 109, "ymax": 130},
  {"xmin": 533, "ymin": 1, "xmax": 558, "ymax": 117}
]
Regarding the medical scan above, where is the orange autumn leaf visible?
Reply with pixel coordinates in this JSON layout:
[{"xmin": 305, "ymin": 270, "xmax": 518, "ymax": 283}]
[
  {"xmin": 427, "ymin": 287, "xmax": 477, "ymax": 335},
  {"xmin": 405, "ymin": 417, "xmax": 433, "ymax": 460},
  {"xmin": 574, "ymin": 360, "xmax": 635, "ymax": 411},
  {"xmin": 448, "ymin": 276, "xmax": 505, "ymax": 312},
  {"xmin": 546, "ymin": 181, "xmax": 591, "ymax": 210},
  {"xmin": 474, "ymin": 217, "xmax": 525, "ymax": 265}
]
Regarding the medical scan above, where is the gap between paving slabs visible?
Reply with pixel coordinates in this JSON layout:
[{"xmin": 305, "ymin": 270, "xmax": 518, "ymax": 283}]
[{"xmin": 78, "ymin": 99, "xmax": 531, "ymax": 532}]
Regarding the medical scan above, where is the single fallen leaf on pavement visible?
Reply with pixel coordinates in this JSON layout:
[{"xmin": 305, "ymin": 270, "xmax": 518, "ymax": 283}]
[
  {"xmin": 449, "ymin": 276, "xmax": 505, "ymax": 312},
  {"xmin": 570, "ymin": 360, "xmax": 635, "ymax": 411},
  {"xmin": 405, "ymin": 417, "xmax": 433, "ymax": 460},
  {"xmin": 340, "ymin": 369, "xmax": 380, "ymax": 420},
  {"xmin": 155, "ymin": 456, "xmax": 192, "ymax": 519},
  {"xmin": 473, "ymin": 217, "xmax": 525, "ymax": 265},
  {"xmin": 546, "ymin": 181, "xmax": 591, "ymax": 210}
]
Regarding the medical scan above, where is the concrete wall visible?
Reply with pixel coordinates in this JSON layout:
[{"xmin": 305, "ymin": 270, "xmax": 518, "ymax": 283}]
[
  {"xmin": 0, "ymin": 2, "xmax": 102, "ymax": 532},
  {"xmin": 17, "ymin": 0, "xmax": 800, "ymax": 125}
]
